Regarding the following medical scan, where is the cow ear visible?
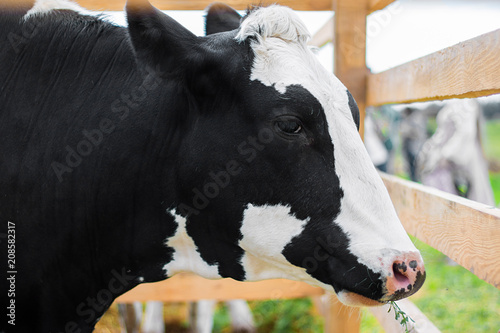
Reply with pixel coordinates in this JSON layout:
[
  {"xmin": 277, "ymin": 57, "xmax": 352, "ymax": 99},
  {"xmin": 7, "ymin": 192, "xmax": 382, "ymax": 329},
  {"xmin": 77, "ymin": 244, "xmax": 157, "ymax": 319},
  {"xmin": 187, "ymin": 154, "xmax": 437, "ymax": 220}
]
[
  {"xmin": 126, "ymin": 0, "xmax": 197, "ymax": 71},
  {"xmin": 347, "ymin": 90, "xmax": 360, "ymax": 131},
  {"xmin": 205, "ymin": 2, "xmax": 241, "ymax": 35}
]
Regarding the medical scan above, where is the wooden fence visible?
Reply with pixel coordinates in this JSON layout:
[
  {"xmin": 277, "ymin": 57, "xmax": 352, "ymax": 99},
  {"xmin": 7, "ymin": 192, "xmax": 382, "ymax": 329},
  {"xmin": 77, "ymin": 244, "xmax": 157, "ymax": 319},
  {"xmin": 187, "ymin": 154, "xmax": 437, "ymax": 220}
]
[{"xmin": 73, "ymin": 0, "xmax": 500, "ymax": 331}]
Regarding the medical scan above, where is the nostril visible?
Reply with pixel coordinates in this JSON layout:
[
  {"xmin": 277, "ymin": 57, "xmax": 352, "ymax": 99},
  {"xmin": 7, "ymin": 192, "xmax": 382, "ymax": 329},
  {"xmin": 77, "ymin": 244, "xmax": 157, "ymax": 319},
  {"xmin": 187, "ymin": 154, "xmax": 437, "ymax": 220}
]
[
  {"xmin": 393, "ymin": 261, "xmax": 408, "ymax": 273},
  {"xmin": 392, "ymin": 263, "xmax": 410, "ymax": 284}
]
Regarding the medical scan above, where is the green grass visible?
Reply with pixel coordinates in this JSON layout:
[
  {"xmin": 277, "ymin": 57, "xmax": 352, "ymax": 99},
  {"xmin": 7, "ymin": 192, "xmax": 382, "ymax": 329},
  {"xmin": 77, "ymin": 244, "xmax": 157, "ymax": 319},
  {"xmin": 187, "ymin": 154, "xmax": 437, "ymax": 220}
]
[
  {"xmin": 490, "ymin": 172, "xmax": 500, "ymax": 205},
  {"xmin": 250, "ymin": 299, "xmax": 323, "ymax": 333},
  {"xmin": 415, "ymin": 236, "xmax": 500, "ymax": 332},
  {"xmin": 213, "ymin": 298, "xmax": 323, "ymax": 333},
  {"xmin": 485, "ymin": 119, "xmax": 500, "ymax": 205},
  {"xmin": 485, "ymin": 120, "xmax": 500, "ymax": 161}
]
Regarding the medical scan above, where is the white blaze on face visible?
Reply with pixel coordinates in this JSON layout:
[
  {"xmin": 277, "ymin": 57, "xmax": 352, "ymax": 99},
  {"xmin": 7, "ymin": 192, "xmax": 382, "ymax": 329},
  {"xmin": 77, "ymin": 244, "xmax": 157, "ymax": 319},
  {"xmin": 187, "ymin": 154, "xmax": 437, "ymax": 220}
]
[
  {"xmin": 163, "ymin": 210, "xmax": 221, "ymax": 279},
  {"xmin": 236, "ymin": 6, "xmax": 420, "ymax": 279}
]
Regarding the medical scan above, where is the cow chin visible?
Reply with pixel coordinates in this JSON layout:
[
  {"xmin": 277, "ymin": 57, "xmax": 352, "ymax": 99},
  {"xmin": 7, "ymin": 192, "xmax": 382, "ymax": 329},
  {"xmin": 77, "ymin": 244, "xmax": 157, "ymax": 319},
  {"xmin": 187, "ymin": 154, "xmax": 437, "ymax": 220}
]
[{"xmin": 336, "ymin": 290, "xmax": 385, "ymax": 307}]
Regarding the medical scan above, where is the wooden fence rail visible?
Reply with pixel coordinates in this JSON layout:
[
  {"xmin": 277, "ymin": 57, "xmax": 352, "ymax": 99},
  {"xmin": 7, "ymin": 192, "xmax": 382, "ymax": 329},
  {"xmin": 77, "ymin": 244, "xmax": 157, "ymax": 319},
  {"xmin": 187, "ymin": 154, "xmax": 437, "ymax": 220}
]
[
  {"xmin": 75, "ymin": 0, "xmax": 332, "ymax": 11},
  {"xmin": 116, "ymin": 274, "xmax": 324, "ymax": 303},
  {"xmin": 381, "ymin": 173, "xmax": 500, "ymax": 288},
  {"xmin": 50, "ymin": 0, "xmax": 397, "ymax": 12},
  {"xmin": 367, "ymin": 29, "xmax": 500, "ymax": 106}
]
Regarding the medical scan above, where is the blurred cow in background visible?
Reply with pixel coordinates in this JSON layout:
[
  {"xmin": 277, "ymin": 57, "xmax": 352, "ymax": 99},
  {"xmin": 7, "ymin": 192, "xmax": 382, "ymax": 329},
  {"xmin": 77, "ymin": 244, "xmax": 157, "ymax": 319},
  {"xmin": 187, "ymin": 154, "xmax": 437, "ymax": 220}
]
[
  {"xmin": 365, "ymin": 103, "xmax": 439, "ymax": 180},
  {"xmin": 399, "ymin": 105, "xmax": 437, "ymax": 182},
  {"xmin": 418, "ymin": 99, "xmax": 495, "ymax": 206},
  {"xmin": 366, "ymin": 99, "xmax": 495, "ymax": 207},
  {"xmin": 364, "ymin": 112, "xmax": 391, "ymax": 172}
]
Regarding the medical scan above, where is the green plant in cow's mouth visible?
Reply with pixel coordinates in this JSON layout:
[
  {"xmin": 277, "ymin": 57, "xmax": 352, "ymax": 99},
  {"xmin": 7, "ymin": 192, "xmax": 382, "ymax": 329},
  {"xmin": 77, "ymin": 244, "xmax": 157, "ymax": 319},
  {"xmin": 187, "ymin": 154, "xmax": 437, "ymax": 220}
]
[{"xmin": 388, "ymin": 301, "xmax": 415, "ymax": 333}]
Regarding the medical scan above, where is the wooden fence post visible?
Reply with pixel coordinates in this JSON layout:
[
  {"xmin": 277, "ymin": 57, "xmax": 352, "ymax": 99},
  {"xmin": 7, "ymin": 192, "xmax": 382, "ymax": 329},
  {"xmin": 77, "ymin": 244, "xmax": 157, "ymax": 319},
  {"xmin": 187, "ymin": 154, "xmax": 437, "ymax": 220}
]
[{"xmin": 334, "ymin": 0, "xmax": 369, "ymax": 139}]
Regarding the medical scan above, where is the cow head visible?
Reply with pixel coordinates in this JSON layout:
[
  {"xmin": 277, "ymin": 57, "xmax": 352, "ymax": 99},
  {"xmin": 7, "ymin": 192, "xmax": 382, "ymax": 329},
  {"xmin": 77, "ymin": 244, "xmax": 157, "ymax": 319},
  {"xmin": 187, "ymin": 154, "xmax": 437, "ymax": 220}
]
[{"xmin": 126, "ymin": 0, "xmax": 425, "ymax": 306}]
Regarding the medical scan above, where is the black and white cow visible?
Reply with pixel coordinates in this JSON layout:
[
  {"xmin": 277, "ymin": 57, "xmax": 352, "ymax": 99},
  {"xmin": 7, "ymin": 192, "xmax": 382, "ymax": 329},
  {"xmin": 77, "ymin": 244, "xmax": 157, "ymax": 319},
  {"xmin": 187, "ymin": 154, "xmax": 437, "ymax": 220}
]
[
  {"xmin": 418, "ymin": 99, "xmax": 495, "ymax": 206},
  {"xmin": 0, "ymin": 0, "xmax": 425, "ymax": 331}
]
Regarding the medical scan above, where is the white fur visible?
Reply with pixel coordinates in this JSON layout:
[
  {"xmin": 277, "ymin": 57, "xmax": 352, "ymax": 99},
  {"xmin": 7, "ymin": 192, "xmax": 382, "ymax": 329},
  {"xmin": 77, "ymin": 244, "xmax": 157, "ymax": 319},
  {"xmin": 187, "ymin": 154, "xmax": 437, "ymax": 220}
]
[
  {"xmin": 163, "ymin": 210, "xmax": 221, "ymax": 279},
  {"xmin": 236, "ymin": 5, "xmax": 310, "ymax": 45},
  {"xmin": 236, "ymin": 6, "xmax": 420, "ymax": 279},
  {"xmin": 239, "ymin": 204, "xmax": 333, "ymax": 291},
  {"xmin": 24, "ymin": 0, "xmax": 92, "ymax": 19}
]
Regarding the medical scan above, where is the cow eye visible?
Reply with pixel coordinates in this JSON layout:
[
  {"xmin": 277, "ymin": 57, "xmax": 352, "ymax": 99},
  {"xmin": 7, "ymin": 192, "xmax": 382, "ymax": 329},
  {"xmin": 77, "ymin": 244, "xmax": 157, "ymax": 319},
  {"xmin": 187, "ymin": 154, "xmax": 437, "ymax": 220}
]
[{"xmin": 275, "ymin": 119, "xmax": 302, "ymax": 134}]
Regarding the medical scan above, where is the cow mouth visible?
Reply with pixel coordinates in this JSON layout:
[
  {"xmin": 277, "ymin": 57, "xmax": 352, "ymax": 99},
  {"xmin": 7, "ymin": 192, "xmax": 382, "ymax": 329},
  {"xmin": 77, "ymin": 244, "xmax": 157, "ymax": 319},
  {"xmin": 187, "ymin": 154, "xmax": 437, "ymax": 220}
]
[
  {"xmin": 334, "ymin": 265, "xmax": 426, "ymax": 306},
  {"xmin": 380, "ymin": 270, "xmax": 426, "ymax": 302},
  {"xmin": 336, "ymin": 290, "xmax": 385, "ymax": 307}
]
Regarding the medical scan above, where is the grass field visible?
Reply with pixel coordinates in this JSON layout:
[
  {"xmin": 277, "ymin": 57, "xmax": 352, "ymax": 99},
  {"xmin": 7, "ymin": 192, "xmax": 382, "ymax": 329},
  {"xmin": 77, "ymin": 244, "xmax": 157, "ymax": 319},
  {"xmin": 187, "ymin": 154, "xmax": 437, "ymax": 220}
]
[{"xmin": 485, "ymin": 120, "xmax": 500, "ymax": 205}]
